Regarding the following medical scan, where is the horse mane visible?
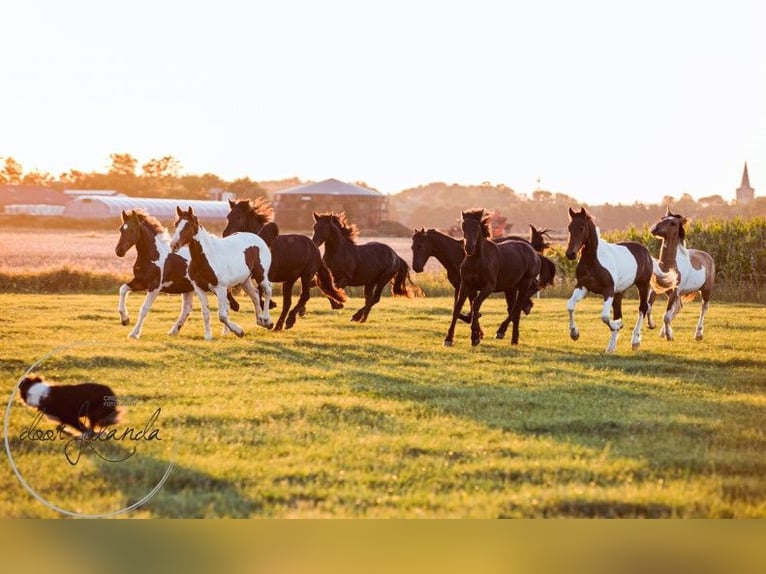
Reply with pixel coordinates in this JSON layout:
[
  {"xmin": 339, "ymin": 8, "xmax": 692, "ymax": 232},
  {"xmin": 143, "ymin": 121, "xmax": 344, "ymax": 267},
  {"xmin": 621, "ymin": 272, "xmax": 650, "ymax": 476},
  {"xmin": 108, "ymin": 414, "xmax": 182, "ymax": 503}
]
[
  {"xmin": 462, "ymin": 208, "xmax": 492, "ymax": 238},
  {"xmin": 127, "ymin": 209, "xmax": 167, "ymax": 236},
  {"xmin": 669, "ymin": 213, "xmax": 687, "ymax": 242},
  {"xmin": 231, "ymin": 197, "xmax": 274, "ymax": 226},
  {"xmin": 318, "ymin": 211, "xmax": 358, "ymax": 243}
]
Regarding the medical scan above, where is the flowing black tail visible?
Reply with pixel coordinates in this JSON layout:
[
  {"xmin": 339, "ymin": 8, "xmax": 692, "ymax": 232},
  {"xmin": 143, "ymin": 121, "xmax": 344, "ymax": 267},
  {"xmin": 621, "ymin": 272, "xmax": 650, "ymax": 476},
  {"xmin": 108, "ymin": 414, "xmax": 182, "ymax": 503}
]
[
  {"xmin": 391, "ymin": 256, "xmax": 424, "ymax": 298},
  {"xmin": 316, "ymin": 260, "xmax": 347, "ymax": 308},
  {"xmin": 538, "ymin": 255, "xmax": 556, "ymax": 288}
]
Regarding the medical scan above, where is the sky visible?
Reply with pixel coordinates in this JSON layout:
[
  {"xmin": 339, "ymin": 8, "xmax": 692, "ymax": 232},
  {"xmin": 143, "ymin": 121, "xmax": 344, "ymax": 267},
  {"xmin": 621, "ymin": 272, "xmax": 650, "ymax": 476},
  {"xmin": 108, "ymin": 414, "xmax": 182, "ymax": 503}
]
[{"xmin": 2, "ymin": 0, "xmax": 764, "ymax": 205}]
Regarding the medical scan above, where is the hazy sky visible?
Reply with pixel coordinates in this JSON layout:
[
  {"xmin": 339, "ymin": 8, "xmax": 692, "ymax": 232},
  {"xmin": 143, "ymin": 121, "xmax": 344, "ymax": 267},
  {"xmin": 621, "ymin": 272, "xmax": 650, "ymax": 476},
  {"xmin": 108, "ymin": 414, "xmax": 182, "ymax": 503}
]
[{"xmin": 2, "ymin": 1, "xmax": 764, "ymax": 204}]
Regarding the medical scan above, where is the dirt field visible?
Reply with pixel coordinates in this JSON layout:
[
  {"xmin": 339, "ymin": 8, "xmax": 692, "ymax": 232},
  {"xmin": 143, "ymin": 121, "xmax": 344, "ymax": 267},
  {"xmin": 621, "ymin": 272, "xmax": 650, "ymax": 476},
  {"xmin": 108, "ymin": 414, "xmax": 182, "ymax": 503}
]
[{"xmin": 0, "ymin": 228, "xmax": 442, "ymax": 274}]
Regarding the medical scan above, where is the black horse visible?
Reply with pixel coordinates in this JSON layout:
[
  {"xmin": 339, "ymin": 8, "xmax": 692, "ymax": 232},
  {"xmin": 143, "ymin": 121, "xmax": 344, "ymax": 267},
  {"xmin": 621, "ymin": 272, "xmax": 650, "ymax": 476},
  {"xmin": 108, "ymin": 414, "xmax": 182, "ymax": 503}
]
[
  {"xmin": 411, "ymin": 225, "xmax": 556, "ymax": 320},
  {"xmin": 444, "ymin": 209, "xmax": 541, "ymax": 347},
  {"xmin": 311, "ymin": 211, "xmax": 422, "ymax": 322},
  {"xmin": 223, "ymin": 198, "xmax": 346, "ymax": 331}
]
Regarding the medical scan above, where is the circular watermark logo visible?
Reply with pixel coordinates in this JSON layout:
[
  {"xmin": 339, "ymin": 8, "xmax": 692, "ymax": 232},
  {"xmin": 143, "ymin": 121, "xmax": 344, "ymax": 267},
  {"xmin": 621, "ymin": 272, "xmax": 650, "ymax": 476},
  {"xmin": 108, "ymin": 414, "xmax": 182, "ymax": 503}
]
[{"xmin": 4, "ymin": 342, "xmax": 177, "ymax": 517}]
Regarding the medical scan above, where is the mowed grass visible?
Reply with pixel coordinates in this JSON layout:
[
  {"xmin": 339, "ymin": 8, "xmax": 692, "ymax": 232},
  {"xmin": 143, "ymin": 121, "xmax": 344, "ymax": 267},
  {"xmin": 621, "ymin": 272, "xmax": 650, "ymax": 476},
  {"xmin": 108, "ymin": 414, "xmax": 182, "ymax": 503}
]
[{"xmin": 0, "ymin": 291, "xmax": 764, "ymax": 518}]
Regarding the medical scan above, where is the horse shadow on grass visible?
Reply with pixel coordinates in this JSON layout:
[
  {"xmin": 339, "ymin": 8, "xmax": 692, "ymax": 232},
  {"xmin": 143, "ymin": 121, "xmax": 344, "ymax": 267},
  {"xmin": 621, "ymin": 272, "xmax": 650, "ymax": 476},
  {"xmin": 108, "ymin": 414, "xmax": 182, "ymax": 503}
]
[{"xmin": 344, "ymin": 360, "xmax": 766, "ymax": 517}]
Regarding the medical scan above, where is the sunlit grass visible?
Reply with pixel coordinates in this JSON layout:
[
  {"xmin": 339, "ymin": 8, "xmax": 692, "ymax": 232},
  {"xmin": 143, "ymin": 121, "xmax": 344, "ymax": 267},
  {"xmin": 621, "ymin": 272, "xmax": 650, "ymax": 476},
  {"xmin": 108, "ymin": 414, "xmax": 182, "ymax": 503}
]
[{"xmin": 0, "ymin": 293, "xmax": 764, "ymax": 517}]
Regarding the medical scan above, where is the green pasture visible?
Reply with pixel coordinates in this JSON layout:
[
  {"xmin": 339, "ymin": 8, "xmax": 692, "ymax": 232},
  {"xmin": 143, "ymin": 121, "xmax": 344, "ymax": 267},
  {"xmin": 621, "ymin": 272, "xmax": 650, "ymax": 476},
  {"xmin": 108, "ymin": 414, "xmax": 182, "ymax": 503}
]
[{"xmin": 0, "ymin": 291, "xmax": 764, "ymax": 517}]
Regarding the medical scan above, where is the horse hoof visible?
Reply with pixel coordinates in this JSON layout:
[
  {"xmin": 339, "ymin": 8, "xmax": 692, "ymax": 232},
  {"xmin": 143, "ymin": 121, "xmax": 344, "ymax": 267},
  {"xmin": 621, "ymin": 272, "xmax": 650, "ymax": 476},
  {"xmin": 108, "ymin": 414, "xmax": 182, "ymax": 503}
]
[
  {"xmin": 495, "ymin": 332, "xmax": 505, "ymax": 340},
  {"xmin": 471, "ymin": 338, "xmax": 481, "ymax": 347},
  {"xmin": 570, "ymin": 329, "xmax": 580, "ymax": 341},
  {"xmin": 235, "ymin": 329, "xmax": 245, "ymax": 338},
  {"xmin": 443, "ymin": 340, "xmax": 453, "ymax": 347},
  {"xmin": 695, "ymin": 334, "xmax": 703, "ymax": 341},
  {"xmin": 632, "ymin": 342, "xmax": 640, "ymax": 350},
  {"xmin": 121, "ymin": 319, "xmax": 129, "ymax": 326}
]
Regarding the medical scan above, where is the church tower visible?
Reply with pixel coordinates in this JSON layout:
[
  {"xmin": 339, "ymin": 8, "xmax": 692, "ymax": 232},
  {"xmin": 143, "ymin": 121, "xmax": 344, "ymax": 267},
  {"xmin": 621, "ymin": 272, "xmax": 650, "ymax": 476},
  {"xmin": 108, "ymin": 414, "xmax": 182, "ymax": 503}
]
[{"xmin": 736, "ymin": 162, "xmax": 754, "ymax": 204}]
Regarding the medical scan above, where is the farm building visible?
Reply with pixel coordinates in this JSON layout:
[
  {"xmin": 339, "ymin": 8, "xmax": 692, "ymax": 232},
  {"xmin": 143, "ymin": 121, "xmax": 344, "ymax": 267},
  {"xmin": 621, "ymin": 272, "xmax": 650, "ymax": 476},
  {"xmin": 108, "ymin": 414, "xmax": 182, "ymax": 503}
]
[
  {"xmin": 0, "ymin": 185, "xmax": 68, "ymax": 215},
  {"xmin": 273, "ymin": 178, "xmax": 388, "ymax": 231},
  {"xmin": 63, "ymin": 195, "xmax": 231, "ymax": 223}
]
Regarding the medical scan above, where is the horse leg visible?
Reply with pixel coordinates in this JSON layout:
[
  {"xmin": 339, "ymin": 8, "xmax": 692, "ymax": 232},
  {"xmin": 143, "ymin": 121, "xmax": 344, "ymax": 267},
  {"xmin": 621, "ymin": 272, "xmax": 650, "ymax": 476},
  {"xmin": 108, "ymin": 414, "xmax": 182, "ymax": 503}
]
[
  {"xmin": 257, "ymin": 278, "xmax": 274, "ymax": 329},
  {"xmin": 193, "ymin": 287, "xmax": 213, "ymax": 341},
  {"xmin": 662, "ymin": 290, "xmax": 681, "ymax": 341},
  {"xmin": 273, "ymin": 280, "xmax": 293, "ymax": 331},
  {"xmin": 470, "ymin": 286, "xmax": 493, "ymax": 346},
  {"xmin": 352, "ymin": 284, "xmax": 373, "ymax": 322},
  {"xmin": 168, "ymin": 292, "xmax": 193, "ymax": 335},
  {"xmin": 118, "ymin": 284, "xmax": 132, "ymax": 326},
  {"xmin": 287, "ymin": 275, "xmax": 312, "ymax": 330},
  {"xmin": 631, "ymin": 284, "xmax": 650, "ymax": 350},
  {"xmin": 646, "ymin": 289, "xmax": 657, "ymax": 329},
  {"xmin": 128, "ymin": 289, "xmax": 160, "ymax": 339},
  {"xmin": 215, "ymin": 286, "xmax": 245, "ymax": 337},
  {"xmin": 444, "ymin": 285, "xmax": 469, "ymax": 347},
  {"xmin": 510, "ymin": 278, "xmax": 534, "ymax": 345},
  {"xmin": 362, "ymin": 279, "xmax": 390, "ymax": 322},
  {"xmin": 602, "ymin": 292, "xmax": 623, "ymax": 353},
  {"xmin": 566, "ymin": 287, "xmax": 588, "ymax": 341},
  {"xmin": 495, "ymin": 290, "xmax": 516, "ymax": 339},
  {"xmin": 695, "ymin": 292, "xmax": 710, "ymax": 341}
]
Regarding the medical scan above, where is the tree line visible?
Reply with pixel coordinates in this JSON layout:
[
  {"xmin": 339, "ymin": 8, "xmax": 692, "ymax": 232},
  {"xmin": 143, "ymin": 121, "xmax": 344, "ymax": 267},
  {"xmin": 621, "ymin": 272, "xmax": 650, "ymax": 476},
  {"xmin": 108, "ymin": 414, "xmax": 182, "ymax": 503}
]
[{"xmin": 3, "ymin": 153, "xmax": 764, "ymax": 233}]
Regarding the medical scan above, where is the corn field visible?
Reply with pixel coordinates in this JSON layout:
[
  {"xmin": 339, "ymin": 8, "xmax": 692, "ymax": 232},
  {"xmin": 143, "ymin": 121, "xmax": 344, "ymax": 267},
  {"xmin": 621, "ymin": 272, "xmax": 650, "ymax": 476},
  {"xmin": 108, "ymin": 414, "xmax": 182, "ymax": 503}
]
[{"xmin": 1, "ymin": 218, "xmax": 765, "ymax": 301}]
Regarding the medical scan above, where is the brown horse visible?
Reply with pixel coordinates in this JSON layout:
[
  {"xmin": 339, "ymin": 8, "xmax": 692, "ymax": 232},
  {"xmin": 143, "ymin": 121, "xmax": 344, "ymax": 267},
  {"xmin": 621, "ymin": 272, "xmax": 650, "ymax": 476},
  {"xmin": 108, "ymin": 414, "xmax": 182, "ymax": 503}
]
[
  {"xmin": 223, "ymin": 198, "xmax": 346, "ymax": 331},
  {"xmin": 648, "ymin": 208, "xmax": 715, "ymax": 341},
  {"xmin": 411, "ymin": 226, "xmax": 555, "ymax": 321},
  {"xmin": 443, "ymin": 209, "xmax": 540, "ymax": 347},
  {"xmin": 564, "ymin": 207, "xmax": 677, "ymax": 353},
  {"xmin": 312, "ymin": 211, "xmax": 422, "ymax": 323}
]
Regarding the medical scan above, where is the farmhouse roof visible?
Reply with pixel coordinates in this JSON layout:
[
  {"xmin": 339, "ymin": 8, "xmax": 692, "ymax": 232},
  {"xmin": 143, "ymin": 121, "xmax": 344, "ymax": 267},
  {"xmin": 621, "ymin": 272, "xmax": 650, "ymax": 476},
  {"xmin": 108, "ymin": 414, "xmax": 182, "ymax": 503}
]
[
  {"xmin": 274, "ymin": 178, "xmax": 383, "ymax": 198},
  {"xmin": 63, "ymin": 195, "xmax": 231, "ymax": 220},
  {"xmin": 0, "ymin": 185, "xmax": 68, "ymax": 206}
]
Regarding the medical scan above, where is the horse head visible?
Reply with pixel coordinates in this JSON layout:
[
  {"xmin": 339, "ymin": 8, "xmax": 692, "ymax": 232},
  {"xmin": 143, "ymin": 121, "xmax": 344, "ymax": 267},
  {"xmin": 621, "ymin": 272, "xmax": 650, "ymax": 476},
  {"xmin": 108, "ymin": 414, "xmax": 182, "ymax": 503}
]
[
  {"xmin": 651, "ymin": 207, "xmax": 688, "ymax": 242},
  {"xmin": 529, "ymin": 224, "xmax": 552, "ymax": 254},
  {"xmin": 223, "ymin": 197, "xmax": 273, "ymax": 237},
  {"xmin": 410, "ymin": 227, "xmax": 430, "ymax": 272},
  {"xmin": 171, "ymin": 206, "xmax": 199, "ymax": 252},
  {"xmin": 565, "ymin": 207, "xmax": 594, "ymax": 260},
  {"xmin": 115, "ymin": 209, "xmax": 140, "ymax": 257},
  {"xmin": 461, "ymin": 209, "xmax": 490, "ymax": 256}
]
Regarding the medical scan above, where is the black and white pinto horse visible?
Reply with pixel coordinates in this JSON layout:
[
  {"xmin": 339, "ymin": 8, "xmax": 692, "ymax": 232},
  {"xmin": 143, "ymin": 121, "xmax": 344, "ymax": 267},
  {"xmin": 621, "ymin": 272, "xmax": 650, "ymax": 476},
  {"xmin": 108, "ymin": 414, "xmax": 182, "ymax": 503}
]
[
  {"xmin": 170, "ymin": 206, "xmax": 273, "ymax": 340},
  {"xmin": 648, "ymin": 208, "xmax": 716, "ymax": 341},
  {"xmin": 565, "ymin": 207, "xmax": 678, "ymax": 353}
]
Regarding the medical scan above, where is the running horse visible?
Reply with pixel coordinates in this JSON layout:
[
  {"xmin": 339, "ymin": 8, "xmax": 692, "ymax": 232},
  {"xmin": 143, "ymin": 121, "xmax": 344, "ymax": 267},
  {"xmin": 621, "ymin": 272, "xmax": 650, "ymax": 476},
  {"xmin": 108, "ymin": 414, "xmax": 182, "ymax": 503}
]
[
  {"xmin": 411, "ymin": 225, "xmax": 556, "ymax": 321},
  {"xmin": 443, "ymin": 209, "xmax": 541, "ymax": 347},
  {"xmin": 564, "ymin": 207, "xmax": 677, "ymax": 353},
  {"xmin": 311, "ymin": 211, "xmax": 422, "ymax": 322},
  {"xmin": 170, "ymin": 206, "xmax": 273, "ymax": 340},
  {"xmin": 223, "ymin": 198, "xmax": 346, "ymax": 331},
  {"xmin": 647, "ymin": 208, "xmax": 715, "ymax": 341},
  {"xmin": 114, "ymin": 209, "xmax": 239, "ymax": 338}
]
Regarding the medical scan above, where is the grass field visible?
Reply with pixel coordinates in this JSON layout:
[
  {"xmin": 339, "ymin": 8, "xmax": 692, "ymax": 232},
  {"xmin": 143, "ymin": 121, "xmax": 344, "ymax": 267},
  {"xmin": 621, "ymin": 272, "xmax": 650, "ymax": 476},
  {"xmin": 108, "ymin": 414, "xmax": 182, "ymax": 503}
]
[{"xmin": 1, "ymin": 291, "xmax": 764, "ymax": 518}]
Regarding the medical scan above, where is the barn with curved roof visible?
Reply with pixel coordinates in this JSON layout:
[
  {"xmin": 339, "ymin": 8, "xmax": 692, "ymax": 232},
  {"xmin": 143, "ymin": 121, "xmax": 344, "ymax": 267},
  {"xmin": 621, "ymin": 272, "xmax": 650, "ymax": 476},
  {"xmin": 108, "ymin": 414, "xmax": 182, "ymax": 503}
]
[
  {"xmin": 273, "ymin": 178, "xmax": 388, "ymax": 231},
  {"xmin": 63, "ymin": 195, "xmax": 231, "ymax": 222}
]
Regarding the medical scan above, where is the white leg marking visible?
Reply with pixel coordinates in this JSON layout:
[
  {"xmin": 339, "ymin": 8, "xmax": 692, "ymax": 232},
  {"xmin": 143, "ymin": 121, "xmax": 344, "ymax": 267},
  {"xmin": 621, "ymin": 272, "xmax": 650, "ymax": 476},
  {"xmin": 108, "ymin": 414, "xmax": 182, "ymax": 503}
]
[
  {"xmin": 567, "ymin": 287, "xmax": 588, "ymax": 340},
  {"xmin": 168, "ymin": 292, "xmax": 193, "ymax": 335},
  {"xmin": 129, "ymin": 289, "xmax": 159, "ymax": 339},
  {"xmin": 259, "ymin": 279, "xmax": 274, "ymax": 328},
  {"xmin": 194, "ymin": 287, "xmax": 213, "ymax": 340},
  {"xmin": 695, "ymin": 299, "xmax": 709, "ymax": 341},
  {"xmin": 242, "ymin": 279, "xmax": 270, "ymax": 330},
  {"xmin": 631, "ymin": 312, "xmax": 645, "ymax": 350},
  {"xmin": 216, "ymin": 287, "xmax": 243, "ymax": 337},
  {"xmin": 606, "ymin": 329, "xmax": 620, "ymax": 353},
  {"xmin": 118, "ymin": 284, "xmax": 131, "ymax": 325}
]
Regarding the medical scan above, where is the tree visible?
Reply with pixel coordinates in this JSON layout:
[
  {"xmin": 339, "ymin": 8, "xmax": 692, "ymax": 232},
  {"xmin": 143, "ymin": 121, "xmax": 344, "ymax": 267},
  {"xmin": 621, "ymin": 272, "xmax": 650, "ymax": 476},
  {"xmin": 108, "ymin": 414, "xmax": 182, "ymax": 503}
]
[
  {"xmin": 109, "ymin": 153, "xmax": 138, "ymax": 176},
  {"xmin": 1, "ymin": 157, "xmax": 24, "ymax": 184}
]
